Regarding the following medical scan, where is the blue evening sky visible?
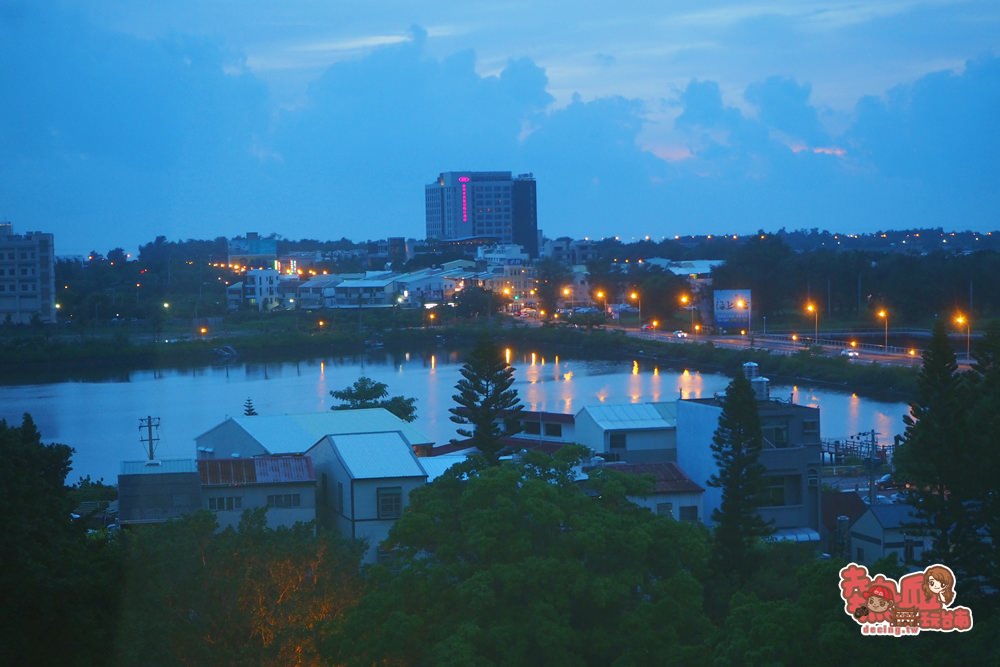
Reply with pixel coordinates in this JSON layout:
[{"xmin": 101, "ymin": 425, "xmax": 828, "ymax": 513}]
[{"xmin": 1, "ymin": 1, "xmax": 998, "ymax": 255}]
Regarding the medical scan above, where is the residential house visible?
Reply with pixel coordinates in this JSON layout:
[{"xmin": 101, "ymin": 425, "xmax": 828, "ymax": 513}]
[
  {"xmin": 595, "ymin": 461, "xmax": 704, "ymax": 521},
  {"xmin": 574, "ymin": 402, "xmax": 677, "ymax": 463},
  {"xmin": 850, "ymin": 503, "xmax": 932, "ymax": 567},
  {"xmin": 307, "ymin": 431, "xmax": 428, "ymax": 563},
  {"xmin": 675, "ymin": 364, "xmax": 824, "ymax": 541}
]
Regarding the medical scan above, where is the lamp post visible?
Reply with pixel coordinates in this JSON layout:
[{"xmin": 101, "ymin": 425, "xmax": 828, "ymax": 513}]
[
  {"xmin": 955, "ymin": 313, "xmax": 971, "ymax": 361},
  {"xmin": 878, "ymin": 309, "xmax": 888, "ymax": 350},
  {"xmin": 736, "ymin": 298, "xmax": 750, "ymax": 343},
  {"xmin": 806, "ymin": 302, "xmax": 818, "ymax": 344},
  {"xmin": 630, "ymin": 291, "xmax": 641, "ymax": 329},
  {"xmin": 680, "ymin": 294, "xmax": 695, "ymax": 334},
  {"xmin": 596, "ymin": 290, "xmax": 608, "ymax": 317}
]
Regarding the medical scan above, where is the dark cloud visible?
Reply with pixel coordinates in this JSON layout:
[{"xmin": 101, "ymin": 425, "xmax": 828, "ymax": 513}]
[{"xmin": 1, "ymin": 4, "xmax": 997, "ymax": 254}]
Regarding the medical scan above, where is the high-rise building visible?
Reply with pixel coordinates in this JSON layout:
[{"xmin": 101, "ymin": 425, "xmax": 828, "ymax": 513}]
[
  {"xmin": 0, "ymin": 222, "xmax": 56, "ymax": 324},
  {"xmin": 425, "ymin": 171, "xmax": 538, "ymax": 257}
]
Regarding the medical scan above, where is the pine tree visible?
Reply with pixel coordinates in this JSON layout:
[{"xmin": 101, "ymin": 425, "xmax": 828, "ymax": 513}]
[
  {"xmin": 893, "ymin": 318, "xmax": 968, "ymax": 563},
  {"xmin": 707, "ymin": 372, "xmax": 772, "ymax": 582},
  {"xmin": 243, "ymin": 398, "xmax": 258, "ymax": 416},
  {"xmin": 449, "ymin": 339, "xmax": 524, "ymax": 464}
]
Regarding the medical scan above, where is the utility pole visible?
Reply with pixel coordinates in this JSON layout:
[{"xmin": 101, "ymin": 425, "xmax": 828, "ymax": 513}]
[{"xmin": 139, "ymin": 416, "xmax": 160, "ymax": 461}]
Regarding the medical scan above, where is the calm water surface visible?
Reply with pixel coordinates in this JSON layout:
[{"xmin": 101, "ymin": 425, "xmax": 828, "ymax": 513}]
[{"xmin": 0, "ymin": 349, "xmax": 909, "ymax": 484}]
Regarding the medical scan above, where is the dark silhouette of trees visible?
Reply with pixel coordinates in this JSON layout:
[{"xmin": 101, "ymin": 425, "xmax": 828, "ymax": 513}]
[
  {"xmin": 330, "ymin": 376, "xmax": 417, "ymax": 422},
  {"xmin": 449, "ymin": 339, "xmax": 524, "ymax": 464},
  {"xmin": 243, "ymin": 397, "xmax": 258, "ymax": 416}
]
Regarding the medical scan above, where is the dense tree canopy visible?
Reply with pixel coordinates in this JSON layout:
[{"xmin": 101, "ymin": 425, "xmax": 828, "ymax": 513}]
[{"xmin": 330, "ymin": 376, "xmax": 417, "ymax": 422}]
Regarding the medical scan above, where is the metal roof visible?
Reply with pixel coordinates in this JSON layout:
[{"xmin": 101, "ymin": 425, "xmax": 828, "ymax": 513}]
[
  {"xmin": 120, "ymin": 458, "xmax": 198, "ymax": 475},
  {"xmin": 868, "ymin": 503, "xmax": 921, "ymax": 529},
  {"xmin": 198, "ymin": 456, "xmax": 315, "ymax": 486},
  {"xmin": 330, "ymin": 432, "xmax": 427, "ymax": 480},
  {"xmin": 210, "ymin": 409, "xmax": 433, "ymax": 454},
  {"xmin": 577, "ymin": 403, "xmax": 674, "ymax": 431}
]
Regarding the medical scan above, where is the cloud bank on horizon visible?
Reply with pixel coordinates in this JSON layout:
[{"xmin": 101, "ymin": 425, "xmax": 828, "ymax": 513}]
[{"xmin": 1, "ymin": 1, "xmax": 998, "ymax": 255}]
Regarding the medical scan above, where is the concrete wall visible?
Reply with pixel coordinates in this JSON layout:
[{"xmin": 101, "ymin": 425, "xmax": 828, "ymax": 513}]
[
  {"xmin": 204, "ymin": 482, "xmax": 316, "ymax": 531},
  {"xmin": 676, "ymin": 401, "xmax": 723, "ymax": 523}
]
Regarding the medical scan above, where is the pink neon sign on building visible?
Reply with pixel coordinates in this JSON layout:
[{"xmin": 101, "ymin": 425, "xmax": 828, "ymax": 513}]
[{"xmin": 458, "ymin": 176, "xmax": 470, "ymax": 222}]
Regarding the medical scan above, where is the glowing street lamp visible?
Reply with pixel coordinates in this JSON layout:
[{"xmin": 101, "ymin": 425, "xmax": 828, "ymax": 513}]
[
  {"xmin": 680, "ymin": 294, "xmax": 695, "ymax": 334},
  {"xmin": 877, "ymin": 309, "xmax": 888, "ymax": 350},
  {"xmin": 806, "ymin": 302, "xmax": 818, "ymax": 343},
  {"xmin": 955, "ymin": 313, "xmax": 971, "ymax": 361},
  {"xmin": 630, "ymin": 291, "xmax": 642, "ymax": 328},
  {"xmin": 596, "ymin": 290, "xmax": 608, "ymax": 316},
  {"xmin": 736, "ymin": 297, "xmax": 751, "ymax": 343}
]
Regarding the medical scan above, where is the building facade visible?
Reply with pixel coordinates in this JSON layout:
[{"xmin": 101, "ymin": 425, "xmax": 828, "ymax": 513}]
[
  {"xmin": 425, "ymin": 171, "xmax": 538, "ymax": 257},
  {"xmin": 0, "ymin": 222, "xmax": 56, "ymax": 324}
]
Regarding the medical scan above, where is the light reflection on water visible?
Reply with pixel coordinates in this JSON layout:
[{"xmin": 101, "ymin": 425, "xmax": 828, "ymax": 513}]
[{"xmin": 0, "ymin": 349, "xmax": 909, "ymax": 484}]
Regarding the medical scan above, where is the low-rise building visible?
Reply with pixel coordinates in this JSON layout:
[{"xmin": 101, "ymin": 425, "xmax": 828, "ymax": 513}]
[
  {"xmin": 307, "ymin": 431, "xmax": 428, "ymax": 563},
  {"xmin": 118, "ymin": 459, "xmax": 202, "ymax": 526},
  {"xmin": 850, "ymin": 503, "xmax": 932, "ymax": 567},
  {"xmin": 575, "ymin": 403, "xmax": 677, "ymax": 463},
  {"xmin": 198, "ymin": 456, "xmax": 317, "ymax": 530},
  {"xmin": 675, "ymin": 365, "xmax": 823, "ymax": 541}
]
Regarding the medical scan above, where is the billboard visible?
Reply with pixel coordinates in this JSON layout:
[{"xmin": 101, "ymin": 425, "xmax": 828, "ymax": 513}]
[{"xmin": 714, "ymin": 289, "xmax": 752, "ymax": 328}]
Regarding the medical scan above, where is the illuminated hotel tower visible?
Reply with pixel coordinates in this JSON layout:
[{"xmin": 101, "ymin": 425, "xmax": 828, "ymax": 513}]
[{"xmin": 425, "ymin": 171, "xmax": 538, "ymax": 257}]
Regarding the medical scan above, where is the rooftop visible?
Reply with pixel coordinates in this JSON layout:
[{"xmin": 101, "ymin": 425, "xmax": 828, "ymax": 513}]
[
  {"xmin": 328, "ymin": 431, "xmax": 427, "ymax": 480},
  {"xmin": 599, "ymin": 462, "xmax": 704, "ymax": 494},
  {"xmin": 577, "ymin": 403, "xmax": 675, "ymax": 431},
  {"xmin": 121, "ymin": 459, "xmax": 198, "ymax": 475},
  {"xmin": 198, "ymin": 456, "xmax": 315, "ymax": 486}
]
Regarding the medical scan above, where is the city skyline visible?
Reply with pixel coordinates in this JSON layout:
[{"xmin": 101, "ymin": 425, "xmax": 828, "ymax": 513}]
[{"xmin": 2, "ymin": 2, "xmax": 999, "ymax": 256}]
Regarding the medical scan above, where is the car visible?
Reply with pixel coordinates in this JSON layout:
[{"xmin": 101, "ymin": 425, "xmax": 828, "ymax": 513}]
[
  {"xmin": 840, "ymin": 348, "xmax": 860, "ymax": 358},
  {"xmin": 672, "ymin": 330, "xmax": 689, "ymax": 338},
  {"xmin": 876, "ymin": 473, "xmax": 896, "ymax": 490}
]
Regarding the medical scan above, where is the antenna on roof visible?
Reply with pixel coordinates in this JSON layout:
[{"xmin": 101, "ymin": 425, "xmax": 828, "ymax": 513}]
[{"xmin": 139, "ymin": 416, "xmax": 160, "ymax": 461}]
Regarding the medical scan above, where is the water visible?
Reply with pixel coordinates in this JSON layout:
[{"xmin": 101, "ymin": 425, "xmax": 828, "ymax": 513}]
[{"xmin": 0, "ymin": 349, "xmax": 910, "ymax": 484}]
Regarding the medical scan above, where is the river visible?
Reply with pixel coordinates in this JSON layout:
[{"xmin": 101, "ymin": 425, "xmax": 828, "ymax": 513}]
[{"xmin": 0, "ymin": 349, "xmax": 910, "ymax": 484}]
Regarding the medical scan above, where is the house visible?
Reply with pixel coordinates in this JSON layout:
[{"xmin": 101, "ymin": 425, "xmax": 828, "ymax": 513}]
[
  {"xmin": 574, "ymin": 402, "xmax": 677, "ymax": 463},
  {"xmin": 194, "ymin": 410, "xmax": 434, "ymax": 460},
  {"xmin": 307, "ymin": 431, "xmax": 428, "ymax": 563},
  {"xmin": 514, "ymin": 410, "xmax": 576, "ymax": 444},
  {"xmin": 850, "ymin": 503, "xmax": 932, "ymax": 567},
  {"xmin": 118, "ymin": 459, "xmax": 201, "ymax": 526},
  {"xmin": 593, "ymin": 461, "xmax": 704, "ymax": 522},
  {"xmin": 675, "ymin": 364, "xmax": 823, "ymax": 541},
  {"xmin": 198, "ymin": 455, "xmax": 317, "ymax": 530}
]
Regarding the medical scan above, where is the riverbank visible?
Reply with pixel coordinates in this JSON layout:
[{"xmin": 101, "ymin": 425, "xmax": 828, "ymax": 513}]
[{"xmin": 0, "ymin": 317, "xmax": 918, "ymax": 402}]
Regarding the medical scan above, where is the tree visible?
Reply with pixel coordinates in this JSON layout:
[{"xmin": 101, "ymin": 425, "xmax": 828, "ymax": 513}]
[
  {"xmin": 453, "ymin": 284, "xmax": 500, "ymax": 318},
  {"xmin": 534, "ymin": 257, "xmax": 571, "ymax": 318},
  {"xmin": 893, "ymin": 318, "xmax": 968, "ymax": 564},
  {"xmin": 243, "ymin": 397, "xmax": 258, "ymax": 416},
  {"xmin": 0, "ymin": 414, "xmax": 120, "ymax": 666},
  {"xmin": 707, "ymin": 372, "xmax": 772, "ymax": 583},
  {"xmin": 449, "ymin": 339, "xmax": 524, "ymax": 464},
  {"xmin": 330, "ymin": 376, "xmax": 417, "ymax": 422},
  {"xmin": 326, "ymin": 449, "xmax": 714, "ymax": 666}
]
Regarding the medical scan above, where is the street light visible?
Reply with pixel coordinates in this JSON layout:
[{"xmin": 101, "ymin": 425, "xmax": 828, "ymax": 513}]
[
  {"xmin": 955, "ymin": 313, "xmax": 971, "ymax": 361},
  {"xmin": 736, "ymin": 298, "xmax": 751, "ymax": 343},
  {"xmin": 877, "ymin": 309, "xmax": 888, "ymax": 350},
  {"xmin": 680, "ymin": 294, "xmax": 695, "ymax": 334},
  {"xmin": 806, "ymin": 302, "xmax": 818, "ymax": 344},
  {"xmin": 596, "ymin": 290, "xmax": 608, "ymax": 316},
  {"xmin": 630, "ymin": 291, "xmax": 641, "ymax": 328}
]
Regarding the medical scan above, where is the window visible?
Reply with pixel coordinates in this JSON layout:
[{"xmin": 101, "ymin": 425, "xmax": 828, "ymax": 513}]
[
  {"xmin": 656, "ymin": 502, "xmax": 673, "ymax": 517},
  {"xmin": 543, "ymin": 423, "xmax": 562, "ymax": 438},
  {"xmin": 759, "ymin": 475, "xmax": 802, "ymax": 506},
  {"xmin": 522, "ymin": 421, "xmax": 541, "ymax": 435},
  {"xmin": 209, "ymin": 496, "xmax": 242, "ymax": 511},
  {"xmin": 610, "ymin": 432, "xmax": 626, "ymax": 450},
  {"xmin": 802, "ymin": 420, "xmax": 819, "ymax": 436},
  {"xmin": 679, "ymin": 505, "xmax": 698, "ymax": 522},
  {"xmin": 377, "ymin": 487, "xmax": 403, "ymax": 519},
  {"xmin": 266, "ymin": 493, "xmax": 301, "ymax": 508},
  {"xmin": 762, "ymin": 422, "xmax": 789, "ymax": 447}
]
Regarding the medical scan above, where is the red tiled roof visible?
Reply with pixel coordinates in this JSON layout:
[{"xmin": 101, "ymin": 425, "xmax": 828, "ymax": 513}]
[
  {"xmin": 198, "ymin": 456, "xmax": 315, "ymax": 486},
  {"xmin": 597, "ymin": 462, "xmax": 704, "ymax": 494}
]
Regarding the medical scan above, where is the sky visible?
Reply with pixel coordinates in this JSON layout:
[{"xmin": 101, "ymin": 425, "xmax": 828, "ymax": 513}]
[{"xmin": 1, "ymin": 1, "xmax": 999, "ymax": 256}]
